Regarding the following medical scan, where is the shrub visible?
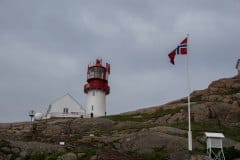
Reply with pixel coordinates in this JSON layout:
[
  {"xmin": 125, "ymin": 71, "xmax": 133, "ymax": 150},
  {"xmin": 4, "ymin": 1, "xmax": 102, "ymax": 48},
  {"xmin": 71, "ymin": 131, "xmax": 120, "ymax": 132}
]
[
  {"xmin": 142, "ymin": 147, "xmax": 169, "ymax": 160},
  {"xmin": 224, "ymin": 146, "xmax": 240, "ymax": 160}
]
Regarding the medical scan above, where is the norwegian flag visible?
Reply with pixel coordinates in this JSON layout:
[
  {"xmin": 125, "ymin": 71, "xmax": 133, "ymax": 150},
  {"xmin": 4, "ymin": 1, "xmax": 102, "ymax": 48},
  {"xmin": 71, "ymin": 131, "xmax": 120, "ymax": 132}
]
[{"xmin": 168, "ymin": 37, "xmax": 188, "ymax": 65}]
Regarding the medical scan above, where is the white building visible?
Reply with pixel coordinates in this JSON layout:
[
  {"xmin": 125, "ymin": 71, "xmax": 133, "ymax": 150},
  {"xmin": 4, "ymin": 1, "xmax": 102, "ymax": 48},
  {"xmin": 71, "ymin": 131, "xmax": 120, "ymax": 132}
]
[
  {"xmin": 236, "ymin": 59, "xmax": 240, "ymax": 76},
  {"xmin": 205, "ymin": 132, "xmax": 225, "ymax": 160},
  {"xmin": 46, "ymin": 93, "xmax": 86, "ymax": 118}
]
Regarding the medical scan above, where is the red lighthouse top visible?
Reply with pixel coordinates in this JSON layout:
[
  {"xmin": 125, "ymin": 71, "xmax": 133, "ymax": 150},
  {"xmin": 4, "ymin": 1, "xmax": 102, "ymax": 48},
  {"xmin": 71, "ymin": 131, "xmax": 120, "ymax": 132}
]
[{"xmin": 84, "ymin": 59, "xmax": 110, "ymax": 94}]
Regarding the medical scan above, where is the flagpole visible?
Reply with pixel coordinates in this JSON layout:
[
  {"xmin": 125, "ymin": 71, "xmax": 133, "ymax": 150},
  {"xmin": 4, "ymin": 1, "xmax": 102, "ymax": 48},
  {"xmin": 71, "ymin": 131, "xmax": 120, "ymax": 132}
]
[{"xmin": 186, "ymin": 34, "xmax": 192, "ymax": 151}]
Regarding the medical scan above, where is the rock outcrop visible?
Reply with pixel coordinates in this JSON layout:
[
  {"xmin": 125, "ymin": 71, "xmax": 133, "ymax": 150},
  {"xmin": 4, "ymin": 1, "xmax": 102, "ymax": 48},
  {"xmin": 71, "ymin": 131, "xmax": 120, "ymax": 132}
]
[{"xmin": 0, "ymin": 76, "xmax": 239, "ymax": 159}]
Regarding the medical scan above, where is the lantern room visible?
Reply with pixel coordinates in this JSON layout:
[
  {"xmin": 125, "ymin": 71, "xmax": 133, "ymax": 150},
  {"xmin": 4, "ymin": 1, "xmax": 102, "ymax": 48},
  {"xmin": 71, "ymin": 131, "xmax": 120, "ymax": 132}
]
[{"xmin": 84, "ymin": 59, "xmax": 110, "ymax": 94}]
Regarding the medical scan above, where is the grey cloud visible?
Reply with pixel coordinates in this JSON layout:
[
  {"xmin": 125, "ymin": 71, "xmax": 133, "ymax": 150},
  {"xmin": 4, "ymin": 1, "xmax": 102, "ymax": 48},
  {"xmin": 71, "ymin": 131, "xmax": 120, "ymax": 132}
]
[{"xmin": 0, "ymin": 0, "xmax": 239, "ymax": 122}]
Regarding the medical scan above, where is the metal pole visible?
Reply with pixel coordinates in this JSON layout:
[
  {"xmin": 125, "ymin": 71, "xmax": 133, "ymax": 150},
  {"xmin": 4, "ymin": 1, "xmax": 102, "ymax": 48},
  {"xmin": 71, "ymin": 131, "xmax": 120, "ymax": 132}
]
[{"xmin": 186, "ymin": 34, "xmax": 192, "ymax": 151}]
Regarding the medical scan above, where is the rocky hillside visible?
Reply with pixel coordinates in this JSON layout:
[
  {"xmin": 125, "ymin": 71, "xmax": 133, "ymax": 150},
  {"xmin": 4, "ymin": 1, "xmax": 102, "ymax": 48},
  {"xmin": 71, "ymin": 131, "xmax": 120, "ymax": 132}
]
[
  {"xmin": 124, "ymin": 75, "xmax": 240, "ymax": 126},
  {"xmin": 0, "ymin": 76, "xmax": 240, "ymax": 160}
]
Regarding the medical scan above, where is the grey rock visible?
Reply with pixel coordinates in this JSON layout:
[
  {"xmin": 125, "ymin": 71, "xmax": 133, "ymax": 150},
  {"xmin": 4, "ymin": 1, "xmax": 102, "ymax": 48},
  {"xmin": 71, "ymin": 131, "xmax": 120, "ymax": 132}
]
[
  {"xmin": 11, "ymin": 147, "xmax": 20, "ymax": 154},
  {"xmin": 19, "ymin": 151, "xmax": 27, "ymax": 157},
  {"xmin": 77, "ymin": 152, "xmax": 86, "ymax": 158},
  {"xmin": 9, "ymin": 141, "xmax": 65, "ymax": 155},
  {"xmin": 149, "ymin": 126, "xmax": 187, "ymax": 135},
  {"xmin": 189, "ymin": 154, "xmax": 211, "ymax": 160},
  {"xmin": 57, "ymin": 152, "xmax": 77, "ymax": 160},
  {"xmin": 7, "ymin": 154, "xmax": 12, "ymax": 160},
  {"xmin": 90, "ymin": 155, "xmax": 97, "ymax": 160},
  {"xmin": 223, "ymin": 138, "xmax": 240, "ymax": 148}
]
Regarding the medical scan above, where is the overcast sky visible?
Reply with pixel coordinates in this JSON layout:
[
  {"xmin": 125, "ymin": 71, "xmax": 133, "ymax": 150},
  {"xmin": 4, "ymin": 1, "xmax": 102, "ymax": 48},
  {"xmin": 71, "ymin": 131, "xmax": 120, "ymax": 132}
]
[{"xmin": 0, "ymin": 0, "xmax": 239, "ymax": 122}]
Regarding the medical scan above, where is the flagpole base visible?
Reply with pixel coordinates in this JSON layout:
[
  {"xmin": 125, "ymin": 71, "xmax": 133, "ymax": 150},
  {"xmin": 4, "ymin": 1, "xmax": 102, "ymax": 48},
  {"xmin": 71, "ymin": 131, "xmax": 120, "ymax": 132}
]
[{"xmin": 188, "ymin": 131, "xmax": 192, "ymax": 151}]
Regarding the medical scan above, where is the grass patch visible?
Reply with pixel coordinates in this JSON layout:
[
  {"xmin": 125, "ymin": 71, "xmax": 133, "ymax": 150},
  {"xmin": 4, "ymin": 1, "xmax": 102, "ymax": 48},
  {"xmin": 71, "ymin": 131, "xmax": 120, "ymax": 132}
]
[
  {"xmin": 106, "ymin": 114, "xmax": 146, "ymax": 122},
  {"xmin": 24, "ymin": 154, "xmax": 46, "ymax": 160},
  {"xmin": 0, "ymin": 140, "xmax": 10, "ymax": 148},
  {"xmin": 181, "ymin": 99, "xmax": 188, "ymax": 103},
  {"xmin": 140, "ymin": 147, "xmax": 169, "ymax": 160},
  {"xmin": 107, "ymin": 108, "xmax": 182, "ymax": 122},
  {"xmin": 69, "ymin": 134, "xmax": 84, "ymax": 141},
  {"xmin": 24, "ymin": 152, "xmax": 66, "ymax": 160},
  {"xmin": 191, "ymin": 95, "xmax": 202, "ymax": 102},
  {"xmin": 80, "ymin": 148, "xmax": 96, "ymax": 160},
  {"xmin": 225, "ymin": 88, "xmax": 240, "ymax": 95},
  {"xmin": 115, "ymin": 123, "xmax": 157, "ymax": 131},
  {"xmin": 224, "ymin": 146, "xmax": 240, "ymax": 160},
  {"xmin": 93, "ymin": 130, "xmax": 112, "ymax": 137},
  {"xmin": 169, "ymin": 121, "xmax": 240, "ymax": 142},
  {"xmin": 46, "ymin": 152, "xmax": 66, "ymax": 160}
]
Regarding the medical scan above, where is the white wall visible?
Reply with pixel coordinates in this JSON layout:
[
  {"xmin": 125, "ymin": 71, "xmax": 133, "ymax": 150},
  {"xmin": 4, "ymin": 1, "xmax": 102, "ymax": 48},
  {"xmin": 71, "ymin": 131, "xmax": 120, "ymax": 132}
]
[{"xmin": 86, "ymin": 90, "xmax": 106, "ymax": 117}]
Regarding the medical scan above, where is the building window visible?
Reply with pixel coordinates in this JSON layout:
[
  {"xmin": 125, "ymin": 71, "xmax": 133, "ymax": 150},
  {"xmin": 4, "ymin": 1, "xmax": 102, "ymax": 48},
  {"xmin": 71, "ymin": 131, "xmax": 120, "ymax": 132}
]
[
  {"xmin": 63, "ymin": 108, "xmax": 69, "ymax": 114},
  {"xmin": 93, "ymin": 91, "xmax": 95, "ymax": 96},
  {"xmin": 92, "ymin": 105, "xmax": 94, "ymax": 111}
]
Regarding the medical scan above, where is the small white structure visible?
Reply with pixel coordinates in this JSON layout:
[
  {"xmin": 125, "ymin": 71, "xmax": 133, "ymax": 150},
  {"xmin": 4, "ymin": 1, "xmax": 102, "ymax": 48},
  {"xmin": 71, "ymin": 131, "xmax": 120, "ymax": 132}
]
[
  {"xmin": 46, "ymin": 93, "xmax": 86, "ymax": 118},
  {"xmin": 205, "ymin": 132, "xmax": 225, "ymax": 160},
  {"xmin": 236, "ymin": 59, "xmax": 240, "ymax": 76},
  {"xmin": 34, "ymin": 112, "xmax": 44, "ymax": 121},
  {"xmin": 59, "ymin": 142, "xmax": 65, "ymax": 146}
]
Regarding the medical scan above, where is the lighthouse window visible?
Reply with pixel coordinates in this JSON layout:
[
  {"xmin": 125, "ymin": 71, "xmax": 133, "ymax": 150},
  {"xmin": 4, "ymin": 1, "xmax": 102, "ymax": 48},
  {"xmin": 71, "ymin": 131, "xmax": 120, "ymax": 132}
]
[
  {"xmin": 93, "ymin": 91, "xmax": 95, "ymax": 96},
  {"xmin": 89, "ymin": 67, "xmax": 104, "ymax": 79},
  {"xmin": 89, "ymin": 71, "xmax": 94, "ymax": 79}
]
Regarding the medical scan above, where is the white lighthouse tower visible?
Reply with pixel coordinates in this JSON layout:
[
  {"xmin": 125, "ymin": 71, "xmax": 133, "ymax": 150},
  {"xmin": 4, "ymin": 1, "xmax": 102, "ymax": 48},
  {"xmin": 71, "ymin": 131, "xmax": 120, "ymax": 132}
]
[{"xmin": 84, "ymin": 59, "xmax": 110, "ymax": 117}]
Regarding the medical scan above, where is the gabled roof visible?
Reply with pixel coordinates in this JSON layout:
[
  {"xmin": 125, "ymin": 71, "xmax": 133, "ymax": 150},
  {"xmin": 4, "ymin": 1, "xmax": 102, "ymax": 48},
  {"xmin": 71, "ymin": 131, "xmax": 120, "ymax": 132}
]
[
  {"xmin": 236, "ymin": 59, "xmax": 240, "ymax": 69},
  {"xmin": 49, "ymin": 93, "xmax": 85, "ymax": 111},
  {"xmin": 205, "ymin": 132, "xmax": 224, "ymax": 138}
]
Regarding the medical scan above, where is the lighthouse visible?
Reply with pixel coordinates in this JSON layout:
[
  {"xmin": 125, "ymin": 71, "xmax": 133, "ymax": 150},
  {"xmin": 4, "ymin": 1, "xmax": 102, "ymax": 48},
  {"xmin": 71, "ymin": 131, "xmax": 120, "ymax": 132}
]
[{"xmin": 84, "ymin": 59, "xmax": 110, "ymax": 117}]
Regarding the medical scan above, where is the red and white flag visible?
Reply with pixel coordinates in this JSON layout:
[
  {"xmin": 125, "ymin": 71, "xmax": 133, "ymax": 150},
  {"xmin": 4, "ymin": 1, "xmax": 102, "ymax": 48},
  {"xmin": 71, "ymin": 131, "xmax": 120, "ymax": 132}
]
[{"xmin": 168, "ymin": 37, "xmax": 188, "ymax": 65}]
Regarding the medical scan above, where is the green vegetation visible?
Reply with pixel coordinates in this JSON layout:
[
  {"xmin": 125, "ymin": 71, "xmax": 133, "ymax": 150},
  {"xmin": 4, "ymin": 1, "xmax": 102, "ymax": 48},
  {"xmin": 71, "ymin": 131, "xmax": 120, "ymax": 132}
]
[
  {"xmin": 46, "ymin": 152, "xmax": 65, "ymax": 160},
  {"xmin": 80, "ymin": 148, "xmax": 96, "ymax": 160},
  {"xmin": 114, "ymin": 123, "xmax": 157, "ymax": 132},
  {"xmin": 191, "ymin": 95, "xmax": 202, "ymax": 102},
  {"xmin": 0, "ymin": 140, "xmax": 21, "ymax": 160},
  {"xmin": 169, "ymin": 121, "xmax": 240, "ymax": 142},
  {"xmin": 181, "ymin": 99, "xmax": 188, "ymax": 103},
  {"xmin": 69, "ymin": 133, "xmax": 84, "ymax": 141},
  {"xmin": 24, "ymin": 154, "xmax": 45, "ymax": 160},
  {"xmin": 225, "ymin": 88, "xmax": 240, "ymax": 95},
  {"xmin": 180, "ymin": 95, "xmax": 203, "ymax": 103},
  {"xmin": 93, "ymin": 130, "xmax": 112, "ymax": 136},
  {"xmin": 224, "ymin": 146, "xmax": 240, "ymax": 160},
  {"xmin": 140, "ymin": 147, "xmax": 169, "ymax": 160},
  {"xmin": 24, "ymin": 152, "xmax": 66, "ymax": 160},
  {"xmin": 0, "ymin": 140, "xmax": 10, "ymax": 148},
  {"xmin": 10, "ymin": 153, "xmax": 20, "ymax": 160},
  {"xmin": 107, "ymin": 108, "xmax": 182, "ymax": 122}
]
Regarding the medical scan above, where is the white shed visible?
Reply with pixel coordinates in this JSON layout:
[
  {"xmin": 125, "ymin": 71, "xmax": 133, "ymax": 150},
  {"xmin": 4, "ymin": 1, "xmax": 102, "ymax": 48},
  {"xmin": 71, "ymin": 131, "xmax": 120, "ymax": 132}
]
[
  {"xmin": 205, "ymin": 132, "xmax": 225, "ymax": 160},
  {"xmin": 46, "ymin": 93, "xmax": 86, "ymax": 118},
  {"xmin": 236, "ymin": 59, "xmax": 240, "ymax": 76}
]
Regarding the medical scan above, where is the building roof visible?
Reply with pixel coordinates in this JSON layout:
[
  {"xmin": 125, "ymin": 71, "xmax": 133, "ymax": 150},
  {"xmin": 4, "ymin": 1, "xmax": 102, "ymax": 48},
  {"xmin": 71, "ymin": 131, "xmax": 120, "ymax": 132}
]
[
  {"xmin": 236, "ymin": 59, "xmax": 240, "ymax": 69},
  {"xmin": 47, "ymin": 93, "xmax": 86, "ymax": 113},
  {"xmin": 205, "ymin": 132, "xmax": 225, "ymax": 138}
]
